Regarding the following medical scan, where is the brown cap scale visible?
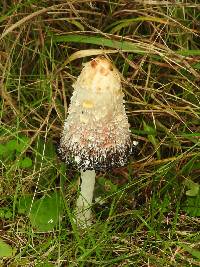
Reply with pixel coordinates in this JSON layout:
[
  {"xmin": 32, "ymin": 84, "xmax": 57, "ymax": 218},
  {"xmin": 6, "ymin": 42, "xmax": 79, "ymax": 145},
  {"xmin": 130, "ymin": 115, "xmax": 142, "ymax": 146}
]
[{"xmin": 59, "ymin": 57, "xmax": 135, "ymax": 171}]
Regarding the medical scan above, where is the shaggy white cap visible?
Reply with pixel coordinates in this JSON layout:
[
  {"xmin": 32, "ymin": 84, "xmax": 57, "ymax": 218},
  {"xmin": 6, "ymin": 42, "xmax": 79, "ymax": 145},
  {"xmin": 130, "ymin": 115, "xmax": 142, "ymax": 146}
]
[{"xmin": 59, "ymin": 57, "xmax": 135, "ymax": 171}]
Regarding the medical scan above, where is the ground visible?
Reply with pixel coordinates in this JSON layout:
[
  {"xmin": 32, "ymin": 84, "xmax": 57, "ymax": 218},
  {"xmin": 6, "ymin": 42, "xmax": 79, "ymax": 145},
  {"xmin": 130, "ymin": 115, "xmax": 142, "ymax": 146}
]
[{"xmin": 0, "ymin": 1, "xmax": 200, "ymax": 266}]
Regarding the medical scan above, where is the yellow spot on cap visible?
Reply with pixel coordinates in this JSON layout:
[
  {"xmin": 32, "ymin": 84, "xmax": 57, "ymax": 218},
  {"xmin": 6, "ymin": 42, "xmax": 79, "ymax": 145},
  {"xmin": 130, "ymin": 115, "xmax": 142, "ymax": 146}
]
[{"xmin": 82, "ymin": 100, "xmax": 94, "ymax": 109}]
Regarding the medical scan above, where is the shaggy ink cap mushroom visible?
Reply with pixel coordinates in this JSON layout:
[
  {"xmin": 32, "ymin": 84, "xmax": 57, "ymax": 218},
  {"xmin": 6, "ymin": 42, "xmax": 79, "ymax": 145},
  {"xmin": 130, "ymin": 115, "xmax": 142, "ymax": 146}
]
[{"xmin": 59, "ymin": 56, "xmax": 135, "ymax": 171}]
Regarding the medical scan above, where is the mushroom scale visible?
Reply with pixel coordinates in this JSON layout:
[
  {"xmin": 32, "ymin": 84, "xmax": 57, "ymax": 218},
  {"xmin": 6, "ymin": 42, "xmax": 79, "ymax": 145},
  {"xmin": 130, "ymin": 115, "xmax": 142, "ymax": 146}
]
[{"xmin": 59, "ymin": 57, "xmax": 134, "ymax": 171}]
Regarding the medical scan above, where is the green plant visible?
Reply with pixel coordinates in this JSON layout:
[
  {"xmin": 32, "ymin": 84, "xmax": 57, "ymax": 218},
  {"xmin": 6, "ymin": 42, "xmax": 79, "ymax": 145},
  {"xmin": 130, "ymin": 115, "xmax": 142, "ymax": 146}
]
[{"xmin": 0, "ymin": 1, "xmax": 200, "ymax": 266}]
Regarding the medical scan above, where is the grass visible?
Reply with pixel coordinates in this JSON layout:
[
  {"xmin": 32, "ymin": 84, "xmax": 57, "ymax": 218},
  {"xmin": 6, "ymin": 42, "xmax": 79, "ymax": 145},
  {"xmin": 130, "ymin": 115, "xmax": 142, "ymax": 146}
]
[{"xmin": 0, "ymin": 1, "xmax": 200, "ymax": 266}]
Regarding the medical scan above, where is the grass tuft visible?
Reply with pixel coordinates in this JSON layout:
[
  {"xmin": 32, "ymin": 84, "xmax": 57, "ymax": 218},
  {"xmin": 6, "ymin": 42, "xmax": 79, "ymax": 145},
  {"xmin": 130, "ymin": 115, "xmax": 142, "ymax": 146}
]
[{"xmin": 0, "ymin": 1, "xmax": 200, "ymax": 266}]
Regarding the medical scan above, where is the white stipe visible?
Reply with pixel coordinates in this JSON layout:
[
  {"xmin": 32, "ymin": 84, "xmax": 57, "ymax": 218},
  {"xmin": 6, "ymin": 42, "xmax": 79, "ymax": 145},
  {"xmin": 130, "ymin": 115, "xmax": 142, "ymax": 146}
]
[{"xmin": 75, "ymin": 170, "xmax": 96, "ymax": 227}]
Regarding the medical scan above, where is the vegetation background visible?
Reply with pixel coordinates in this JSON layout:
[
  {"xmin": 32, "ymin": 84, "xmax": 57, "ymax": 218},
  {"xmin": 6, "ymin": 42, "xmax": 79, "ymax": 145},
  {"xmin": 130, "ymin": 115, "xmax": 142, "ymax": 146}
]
[{"xmin": 0, "ymin": 0, "xmax": 200, "ymax": 266}]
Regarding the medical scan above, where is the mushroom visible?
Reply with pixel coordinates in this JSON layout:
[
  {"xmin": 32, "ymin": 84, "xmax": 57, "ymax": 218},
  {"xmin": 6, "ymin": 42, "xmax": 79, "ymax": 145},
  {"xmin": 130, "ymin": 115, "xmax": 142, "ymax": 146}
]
[{"xmin": 59, "ymin": 56, "xmax": 136, "ymax": 227}]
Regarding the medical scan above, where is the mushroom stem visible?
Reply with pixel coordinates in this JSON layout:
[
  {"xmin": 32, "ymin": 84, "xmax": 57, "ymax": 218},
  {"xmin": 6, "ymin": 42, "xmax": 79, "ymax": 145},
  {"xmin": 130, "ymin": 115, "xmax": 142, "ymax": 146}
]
[{"xmin": 76, "ymin": 170, "xmax": 96, "ymax": 226}]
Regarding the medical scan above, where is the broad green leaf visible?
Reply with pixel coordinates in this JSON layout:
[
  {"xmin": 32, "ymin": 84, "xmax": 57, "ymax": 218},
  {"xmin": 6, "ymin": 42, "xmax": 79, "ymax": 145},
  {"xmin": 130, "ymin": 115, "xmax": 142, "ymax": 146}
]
[
  {"xmin": 17, "ymin": 195, "xmax": 33, "ymax": 214},
  {"xmin": 97, "ymin": 177, "xmax": 118, "ymax": 193},
  {"xmin": 29, "ymin": 192, "xmax": 64, "ymax": 232},
  {"xmin": 0, "ymin": 208, "xmax": 12, "ymax": 219},
  {"xmin": 0, "ymin": 144, "xmax": 6, "ymax": 156},
  {"xmin": 0, "ymin": 239, "xmax": 15, "ymax": 258},
  {"xmin": 185, "ymin": 180, "xmax": 199, "ymax": 197},
  {"xmin": 6, "ymin": 140, "xmax": 18, "ymax": 152},
  {"xmin": 4, "ymin": 210, "xmax": 12, "ymax": 219},
  {"xmin": 35, "ymin": 138, "xmax": 55, "ymax": 164},
  {"xmin": 45, "ymin": 141, "xmax": 56, "ymax": 159},
  {"xmin": 19, "ymin": 157, "xmax": 32, "ymax": 168}
]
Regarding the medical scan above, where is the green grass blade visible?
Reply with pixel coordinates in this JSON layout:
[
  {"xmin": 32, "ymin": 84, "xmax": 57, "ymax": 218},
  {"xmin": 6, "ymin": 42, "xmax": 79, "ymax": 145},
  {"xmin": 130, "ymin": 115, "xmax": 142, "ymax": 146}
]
[
  {"xmin": 51, "ymin": 34, "xmax": 147, "ymax": 54},
  {"xmin": 52, "ymin": 34, "xmax": 200, "ymax": 57}
]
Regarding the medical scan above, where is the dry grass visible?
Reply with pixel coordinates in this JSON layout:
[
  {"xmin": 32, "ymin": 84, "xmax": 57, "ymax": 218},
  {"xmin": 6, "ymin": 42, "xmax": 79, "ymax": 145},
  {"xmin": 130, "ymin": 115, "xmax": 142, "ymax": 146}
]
[{"xmin": 0, "ymin": 1, "xmax": 200, "ymax": 266}]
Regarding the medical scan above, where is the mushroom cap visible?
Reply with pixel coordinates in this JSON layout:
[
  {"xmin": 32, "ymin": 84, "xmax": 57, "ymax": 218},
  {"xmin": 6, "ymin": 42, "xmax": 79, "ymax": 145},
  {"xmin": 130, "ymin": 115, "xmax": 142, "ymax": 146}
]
[{"xmin": 59, "ymin": 56, "xmax": 136, "ymax": 171}]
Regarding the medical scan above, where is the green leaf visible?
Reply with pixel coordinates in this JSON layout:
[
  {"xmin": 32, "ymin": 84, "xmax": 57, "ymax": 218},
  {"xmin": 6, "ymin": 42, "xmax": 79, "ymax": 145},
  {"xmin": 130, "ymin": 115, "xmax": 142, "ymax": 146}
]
[
  {"xmin": 0, "ymin": 209, "xmax": 5, "ymax": 218},
  {"xmin": 17, "ymin": 195, "xmax": 33, "ymax": 214},
  {"xmin": 4, "ymin": 210, "xmax": 12, "ymax": 219},
  {"xmin": 19, "ymin": 157, "xmax": 32, "ymax": 168},
  {"xmin": 0, "ymin": 239, "xmax": 15, "ymax": 258},
  {"xmin": 51, "ymin": 33, "xmax": 200, "ymax": 57},
  {"xmin": 180, "ymin": 243, "xmax": 200, "ymax": 260},
  {"xmin": 0, "ymin": 144, "xmax": 6, "ymax": 156},
  {"xmin": 6, "ymin": 140, "xmax": 18, "ymax": 152},
  {"xmin": 182, "ymin": 193, "xmax": 200, "ymax": 217},
  {"xmin": 177, "ymin": 49, "xmax": 200, "ymax": 56},
  {"xmin": 45, "ymin": 141, "xmax": 56, "ymax": 159},
  {"xmin": 0, "ymin": 208, "xmax": 12, "ymax": 219},
  {"xmin": 66, "ymin": 19, "xmax": 84, "ymax": 31},
  {"xmin": 143, "ymin": 121, "xmax": 156, "ymax": 136},
  {"xmin": 29, "ymin": 192, "xmax": 63, "ymax": 232},
  {"xmin": 52, "ymin": 34, "xmax": 146, "ymax": 54},
  {"xmin": 185, "ymin": 180, "xmax": 199, "ymax": 197},
  {"xmin": 35, "ymin": 138, "xmax": 55, "ymax": 164},
  {"xmin": 97, "ymin": 177, "xmax": 118, "ymax": 193}
]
